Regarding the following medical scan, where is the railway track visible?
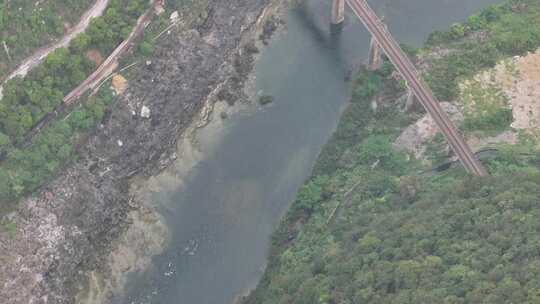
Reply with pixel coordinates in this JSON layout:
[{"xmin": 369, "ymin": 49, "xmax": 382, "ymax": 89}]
[
  {"xmin": 63, "ymin": 3, "xmax": 155, "ymax": 104},
  {"xmin": 345, "ymin": 0, "xmax": 488, "ymax": 176},
  {"xmin": 15, "ymin": 3, "xmax": 157, "ymax": 150}
]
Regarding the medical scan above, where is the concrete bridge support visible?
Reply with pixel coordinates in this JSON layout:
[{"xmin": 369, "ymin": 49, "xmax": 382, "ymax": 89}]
[
  {"xmin": 331, "ymin": 0, "xmax": 345, "ymax": 25},
  {"xmin": 405, "ymin": 88, "xmax": 416, "ymax": 111},
  {"xmin": 367, "ymin": 36, "xmax": 383, "ymax": 70}
]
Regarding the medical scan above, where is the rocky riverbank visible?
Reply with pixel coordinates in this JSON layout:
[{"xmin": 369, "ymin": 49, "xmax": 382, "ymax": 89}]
[{"xmin": 0, "ymin": 0, "xmax": 282, "ymax": 303}]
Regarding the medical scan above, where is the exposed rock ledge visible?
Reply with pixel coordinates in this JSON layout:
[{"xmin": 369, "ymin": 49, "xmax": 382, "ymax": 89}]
[
  {"xmin": 394, "ymin": 102, "xmax": 463, "ymax": 158},
  {"xmin": 395, "ymin": 49, "xmax": 540, "ymax": 161},
  {"xmin": 0, "ymin": 0, "xmax": 272, "ymax": 303}
]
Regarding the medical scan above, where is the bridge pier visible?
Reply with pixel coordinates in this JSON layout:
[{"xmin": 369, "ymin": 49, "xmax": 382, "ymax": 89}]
[
  {"xmin": 346, "ymin": 0, "xmax": 488, "ymax": 176},
  {"xmin": 367, "ymin": 36, "xmax": 383, "ymax": 70},
  {"xmin": 405, "ymin": 88, "xmax": 416, "ymax": 111},
  {"xmin": 331, "ymin": 0, "xmax": 345, "ymax": 26}
]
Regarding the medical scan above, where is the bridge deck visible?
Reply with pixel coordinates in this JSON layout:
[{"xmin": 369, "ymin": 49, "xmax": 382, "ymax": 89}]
[{"xmin": 345, "ymin": 0, "xmax": 488, "ymax": 176}]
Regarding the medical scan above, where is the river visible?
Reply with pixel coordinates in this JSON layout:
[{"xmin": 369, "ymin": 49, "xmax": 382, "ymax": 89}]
[{"xmin": 119, "ymin": 0, "xmax": 500, "ymax": 303}]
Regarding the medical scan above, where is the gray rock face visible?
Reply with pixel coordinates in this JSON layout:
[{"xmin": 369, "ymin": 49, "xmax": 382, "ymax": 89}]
[
  {"xmin": 140, "ymin": 105, "xmax": 151, "ymax": 118},
  {"xmin": 0, "ymin": 1, "xmax": 270, "ymax": 303},
  {"xmin": 393, "ymin": 102, "xmax": 464, "ymax": 158}
]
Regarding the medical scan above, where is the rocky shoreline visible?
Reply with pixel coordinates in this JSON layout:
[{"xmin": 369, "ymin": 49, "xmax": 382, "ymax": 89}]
[{"xmin": 0, "ymin": 1, "xmax": 282, "ymax": 303}]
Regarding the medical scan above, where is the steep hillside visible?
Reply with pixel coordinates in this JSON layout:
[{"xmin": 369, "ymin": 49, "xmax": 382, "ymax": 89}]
[{"xmin": 244, "ymin": 1, "xmax": 540, "ymax": 303}]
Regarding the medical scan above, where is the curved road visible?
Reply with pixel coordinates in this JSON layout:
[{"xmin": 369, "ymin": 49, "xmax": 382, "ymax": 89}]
[{"xmin": 346, "ymin": 0, "xmax": 488, "ymax": 176}]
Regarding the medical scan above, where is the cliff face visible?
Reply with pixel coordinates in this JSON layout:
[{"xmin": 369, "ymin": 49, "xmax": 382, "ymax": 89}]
[{"xmin": 0, "ymin": 1, "xmax": 270, "ymax": 303}]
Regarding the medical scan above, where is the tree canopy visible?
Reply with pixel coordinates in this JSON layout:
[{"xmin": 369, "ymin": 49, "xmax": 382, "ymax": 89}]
[
  {"xmin": 244, "ymin": 1, "xmax": 540, "ymax": 303},
  {"xmin": 0, "ymin": 0, "xmax": 93, "ymax": 77}
]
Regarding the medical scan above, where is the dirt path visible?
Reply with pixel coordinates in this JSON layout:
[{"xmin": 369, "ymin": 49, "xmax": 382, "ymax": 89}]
[{"xmin": 2, "ymin": 0, "xmax": 110, "ymax": 84}]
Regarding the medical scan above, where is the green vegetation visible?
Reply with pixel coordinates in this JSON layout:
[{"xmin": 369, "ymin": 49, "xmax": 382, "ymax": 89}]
[
  {"xmin": 0, "ymin": 0, "xmax": 93, "ymax": 78},
  {"xmin": 244, "ymin": 1, "xmax": 540, "ymax": 303},
  {"xmin": 0, "ymin": 0, "xmax": 214, "ymax": 206},
  {"xmin": 312, "ymin": 68, "xmax": 404, "ymax": 176},
  {"xmin": 1, "ymin": 0, "xmax": 147, "ymax": 145},
  {"xmin": 0, "ymin": 0, "xmax": 148, "ymax": 204},
  {"xmin": 84, "ymin": 0, "xmax": 147, "ymax": 54},
  {"xmin": 1, "ymin": 48, "xmax": 95, "ymax": 142},
  {"xmin": 0, "ymin": 91, "xmax": 112, "ymax": 204},
  {"xmin": 463, "ymin": 106, "xmax": 513, "ymax": 135},
  {"xmin": 247, "ymin": 151, "xmax": 540, "ymax": 303},
  {"xmin": 1, "ymin": 220, "xmax": 17, "ymax": 238},
  {"xmin": 459, "ymin": 79, "xmax": 513, "ymax": 135},
  {"xmin": 425, "ymin": 0, "xmax": 540, "ymax": 101},
  {"xmin": 245, "ymin": 70, "xmax": 540, "ymax": 304},
  {"xmin": 424, "ymin": 133, "xmax": 449, "ymax": 164}
]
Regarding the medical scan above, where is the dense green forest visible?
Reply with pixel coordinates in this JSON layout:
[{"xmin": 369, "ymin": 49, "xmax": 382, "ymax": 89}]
[
  {"xmin": 244, "ymin": 1, "xmax": 540, "ymax": 303},
  {"xmin": 0, "ymin": 0, "xmax": 93, "ymax": 78}
]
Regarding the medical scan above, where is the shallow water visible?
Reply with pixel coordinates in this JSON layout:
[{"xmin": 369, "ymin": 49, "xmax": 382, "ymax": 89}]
[{"xmin": 120, "ymin": 0, "xmax": 501, "ymax": 303}]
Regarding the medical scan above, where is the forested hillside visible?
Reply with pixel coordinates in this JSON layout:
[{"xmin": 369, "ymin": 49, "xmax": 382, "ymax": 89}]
[
  {"xmin": 0, "ymin": 0, "xmax": 94, "ymax": 78},
  {"xmin": 244, "ymin": 1, "xmax": 540, "ymax": 303}
]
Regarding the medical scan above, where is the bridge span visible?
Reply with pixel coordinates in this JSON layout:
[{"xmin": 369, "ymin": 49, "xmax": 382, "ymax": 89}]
[{"xmin": 333, "ymin": 0, "xmax": 488, "ymax": 176}]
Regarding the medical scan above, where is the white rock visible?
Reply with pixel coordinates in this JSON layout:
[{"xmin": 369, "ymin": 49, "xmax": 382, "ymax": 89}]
[
  {"xmin": 146, "ymin": 60, "xmax": 152, "ymax": 66},
  {"xmin": 170, "ymin": 11, "xmax": 179, "ymax": 23},
  {"xmin": 370, "ymin": 100, "xmax": 378, "ymax": 111},
  {"xmin": 155, "ymin": 4, "xmax": 165, "ymax": 15},
  {"xmin": 141, "ymin": 106, "xmax": 151, "ymax": 118},
  {"xmin": 117, "ymin": 140, "xmax": 123, "ymax": 147}
]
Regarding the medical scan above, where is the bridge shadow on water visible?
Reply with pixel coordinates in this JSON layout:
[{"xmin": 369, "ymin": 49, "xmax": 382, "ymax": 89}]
[
  {"xmin": 117, "ymin": 4, "xmax": 356, "ymax": 304},
  {"xmin": 290, "ymin": 0, "xmax": 387, "ymax": 78},
  {"xmin": 292, "ymin": 2, "xmax": 346, "ymax": 56}
]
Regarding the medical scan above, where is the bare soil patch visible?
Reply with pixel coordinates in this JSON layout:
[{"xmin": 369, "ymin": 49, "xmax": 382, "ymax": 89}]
[{"xmin": 86, "ymin": 49, "xmax": 104, "ymax": 66}]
